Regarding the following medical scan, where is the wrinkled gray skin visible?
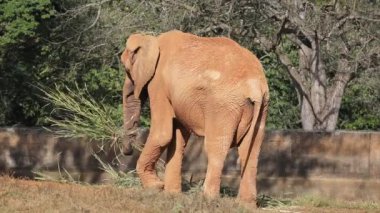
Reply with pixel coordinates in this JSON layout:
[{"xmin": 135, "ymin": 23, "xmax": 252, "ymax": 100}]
[{"xmin": 122, "ymin": 72, "xmax": 144, "ymax": 155}]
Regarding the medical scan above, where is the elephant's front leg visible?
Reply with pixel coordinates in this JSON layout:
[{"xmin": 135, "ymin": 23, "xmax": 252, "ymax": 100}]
[
  {"xmin": 164, "ymin": 124, "xmax": 190, "ymax": 193},
  {"xmin": 136, "ymin": 94, "xmax": 174, "ymax": 189}
]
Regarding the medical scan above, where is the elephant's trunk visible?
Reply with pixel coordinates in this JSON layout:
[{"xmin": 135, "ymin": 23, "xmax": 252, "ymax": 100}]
[
  {"xmin": 123, "ymin": 93, "xmax": 141, "ymax": 155},
  {"xmin": 122, "ymin": 76, "xmax": 142, "ymax": 155}
]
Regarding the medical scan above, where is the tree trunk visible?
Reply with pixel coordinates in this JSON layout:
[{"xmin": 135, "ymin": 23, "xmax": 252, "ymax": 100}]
[
  {"xmin": 300, "ymin": 91, "xmax": 342, "ymax": 131},
  {"xmin": 295, "ymin": 39, "xmax": 349, "ymax": 131},
  {"xmin": 301, "ymin": 95, "xmax": 315, "ymax": 130},
  {"xmin": 299, "ymin": 70, "xmax": 350, "ymax": 131}
]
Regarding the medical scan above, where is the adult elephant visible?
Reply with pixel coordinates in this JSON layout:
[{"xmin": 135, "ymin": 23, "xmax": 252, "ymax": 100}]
[{"xmin": 120, "ymin": 30, "xmax": 269, "ymax": 205}]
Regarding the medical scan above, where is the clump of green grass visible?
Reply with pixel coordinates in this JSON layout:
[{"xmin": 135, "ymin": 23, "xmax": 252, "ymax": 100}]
[
  {"xmin": 257, "ymin": 194, "xmax": 291, "ymax": 208},
  {"xmin": 38, "ymin": 84, "xmax": 143, "ymax": 188},
  {"xmin": 39, "ymin": 83, "xmax": 167, "ymax": 188},
  {"xmin": 183, "ymin": 179, "xmax": 204, "ymax": 195},
  {"xmin": 39, "ymin": 83, "xmax": 152, "ymax": 155},
  {"xmin": 220, "ymin": 186, "xmax": 238, "ymax": 197},
  {"xmin": 39, "ymin": 84, "xmax": 124, "ymax": 149}
]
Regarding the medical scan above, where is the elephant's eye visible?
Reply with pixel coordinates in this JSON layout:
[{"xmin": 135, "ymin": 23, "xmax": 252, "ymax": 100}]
[
  {"xmin": 129, "ymin": 47, "xmax": 140, "ymax": 64},
  {"xmin": 131, "ymin": 52, "xmax": 137, "ymax": 63}
]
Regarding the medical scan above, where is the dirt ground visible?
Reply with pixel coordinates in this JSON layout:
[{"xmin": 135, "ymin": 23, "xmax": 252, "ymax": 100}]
[{"xmin": 0, "ymin": 176, "xmax": 377, "ymax": 213}]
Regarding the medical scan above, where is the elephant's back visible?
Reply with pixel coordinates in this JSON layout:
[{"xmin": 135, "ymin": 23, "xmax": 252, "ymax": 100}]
[
  {"xmin": 158, "ymin": 31, "xmax": 267, "ymax": 135},
  {"xmin": 161, "ymin": 31, "xmax": 264, "ymax": 79}
]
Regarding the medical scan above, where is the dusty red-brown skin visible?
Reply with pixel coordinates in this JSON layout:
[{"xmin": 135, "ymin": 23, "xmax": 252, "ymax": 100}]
[{"xmin": 121, "ymin": 30, "xmax": 269, "ymax": 206}]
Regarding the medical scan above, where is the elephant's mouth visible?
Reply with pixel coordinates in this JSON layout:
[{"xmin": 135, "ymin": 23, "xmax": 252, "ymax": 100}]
[
  {"xmin": 122, "ymin": 128, "xmax": 139, "ymax": 155},
  {"xmin": 123, "ymin": 142, "xmax": 133, "ymax": 155}
]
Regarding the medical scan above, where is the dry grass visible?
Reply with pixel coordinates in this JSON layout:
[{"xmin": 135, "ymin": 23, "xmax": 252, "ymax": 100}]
[
  {"xmin": 1, "ymin": 176, "xmax": 379, "ymax": 213},
  {"xmin": 0, "ymin": 176, "xmax": 251, "ymax": 213},
  {"xmin": 291, "ymin": 195, "xmax": 380, "ymax": 212}
]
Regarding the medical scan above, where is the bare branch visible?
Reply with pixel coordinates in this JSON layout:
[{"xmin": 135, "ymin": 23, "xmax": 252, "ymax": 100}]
[
  {"xmin": 81, "ymin": 5, "xmax": 102, "ymax": 34},
  {"xmin": 325, "ymin": 14, "xmax": 354, "ymax": 39},
  {"xmin": 195, "ymin": 23, "xmax": 232, "ymax": 36},
  {"xmin": 57, "ymin": 0, "xmax": 111, "ymax": 16},
  {"xmin": 162, "ymin": 0, "xmax": 197, "ymax": 13},
  {"xmin": 325, "ymin": 13, "xmax": 380, "ymax": 40},
  {"xmin": 252, "ymin": 29, "xmax": 274, "ymax": 51}
]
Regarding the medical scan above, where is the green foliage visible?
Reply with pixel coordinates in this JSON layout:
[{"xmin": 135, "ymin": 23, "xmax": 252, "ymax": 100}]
[
  {"xmin": 0, "ymin": 0, "xmax": 378, "ymax": 130},
  {"xmin": 338, "ymin": 71, "xmax": 380, "ymax": 130},
  {"xmin": 0, "ymin": 0, "xmax": 55, "ymax": 125},
  {"xmin": 81, "ymin": 67, "xmax": 124, "ymax": 103},
  {"xmin": 280, "ymin": 39, "xmax": 299, "ymax": 67},
  {"xmin": 262, "ymin": 54, "xmax": 301, "ymax": 129},
  {"xmin": 0, "ymin": 0, "xmax": 54, "ymax": 48}
]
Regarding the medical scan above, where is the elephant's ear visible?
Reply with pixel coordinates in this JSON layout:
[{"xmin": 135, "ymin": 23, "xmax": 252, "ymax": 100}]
[{"xmin": 126, "ymin": 34, "xmax": 159, "ymax": 98}]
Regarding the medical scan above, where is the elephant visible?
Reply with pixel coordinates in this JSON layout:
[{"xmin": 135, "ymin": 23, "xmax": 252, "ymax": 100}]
[{"xmin": 120, "ymin": 30, "xmax": 269, "ymax": 205}]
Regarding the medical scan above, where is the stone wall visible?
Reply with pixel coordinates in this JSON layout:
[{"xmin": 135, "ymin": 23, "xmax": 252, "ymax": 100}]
[{"xmin": 0, "ymin": 127, "xmax": 379, "ymax": 201}]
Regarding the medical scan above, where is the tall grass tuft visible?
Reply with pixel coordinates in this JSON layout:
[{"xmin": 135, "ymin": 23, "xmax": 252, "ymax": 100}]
[
  {"xmin": 39, "ymin": 84, "xmax": 166, "ymax": 175},
  {"xmin": 39, "ymin": 84, "xmax": 123, "ymax": 149}
]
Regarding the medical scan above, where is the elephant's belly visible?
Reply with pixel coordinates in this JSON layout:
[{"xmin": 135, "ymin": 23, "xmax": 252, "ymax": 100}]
[{"xmin": 172, "ymin": 99, "xmax": 205, "ymax": 136}]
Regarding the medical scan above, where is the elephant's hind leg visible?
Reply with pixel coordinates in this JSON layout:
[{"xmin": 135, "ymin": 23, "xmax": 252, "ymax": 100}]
[
  {"xmin": 203, "ymin": 113, "xmax": 239, "ymax": 198},
  {"xmin": 164, "ymin": 123, "xmax": 190, "ymax": 193},
  {"xmin": 237, "ymin": 101, "xmax": 268, "ymax": 205}
]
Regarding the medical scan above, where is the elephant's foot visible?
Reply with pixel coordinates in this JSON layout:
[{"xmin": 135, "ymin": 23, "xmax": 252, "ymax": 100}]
[
  {"xmin": 238, "ymin": 194, "xmax": 257, "ymax": 203},
  {"xmin": 203, "ymin": 190, "xmax": 220, "ymax": 199},
  {"xmin": 144, "ymin": 180, "xmax": 164, "ymax": 190},
  {"xmin": 238, "ymin": 192, "xmax": 258, "ymax": 208},
  {"xmin": 164, "ymin": 184, "xmax": 181, "ymax": 193},
  {"xmin": 164, "ymin": 174, "xmax": 182, "ymax": 193},
  {"xmin": 203, "ymin": 183, "xmax": 220, "ymax": 199},
  {"xmin": 238, "ymin": 178, "xmax": 258, "ymax": 206},
  {"xmin": 238, "ymin": 199, "xmax": 258, "ymax": 209},
  {"xmin": 138, "ymin": 172, "xmax": 164, "ymax": 190}
]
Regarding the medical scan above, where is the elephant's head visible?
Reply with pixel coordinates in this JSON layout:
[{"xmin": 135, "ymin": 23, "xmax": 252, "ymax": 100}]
[
  {"xmin": 121, "ymin": 34, "xmax": 160, "ymax": 98},
  {"xmin": 120, "ymin": 34, "xmax": 159, "ymax": 155}
]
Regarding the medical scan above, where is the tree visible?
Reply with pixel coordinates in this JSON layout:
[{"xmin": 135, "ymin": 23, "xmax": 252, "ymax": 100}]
[
  {"xmin": 1, "ymin": 0, "xmax": 378, "ymax": 131},
  {"xmin": 0, "ymin": 0, "xmax": 55, "ymax": 125},
  {"xmin": 251, "ymin": 0, "xmax": 380, "ymax": 130}
]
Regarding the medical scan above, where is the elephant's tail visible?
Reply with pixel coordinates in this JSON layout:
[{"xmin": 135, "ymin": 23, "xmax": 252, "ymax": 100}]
[{"xmin": 241, "ymin": 90, "xmax": 269, "ymax": 177}]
